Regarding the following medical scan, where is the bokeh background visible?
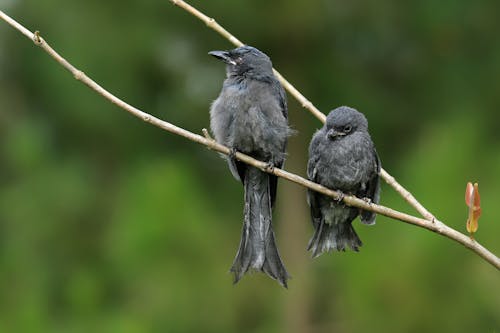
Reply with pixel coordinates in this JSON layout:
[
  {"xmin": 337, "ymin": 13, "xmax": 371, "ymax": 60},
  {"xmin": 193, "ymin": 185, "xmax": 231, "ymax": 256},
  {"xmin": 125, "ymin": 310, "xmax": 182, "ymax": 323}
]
[{"xmin": 1, "ymin": 0, "xmax": 499, "ymax": 332}]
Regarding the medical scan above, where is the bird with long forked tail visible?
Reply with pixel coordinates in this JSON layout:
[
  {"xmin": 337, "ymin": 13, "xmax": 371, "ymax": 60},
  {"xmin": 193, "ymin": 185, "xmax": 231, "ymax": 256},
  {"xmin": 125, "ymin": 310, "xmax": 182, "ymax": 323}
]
[{"xmin": 209, "ymin": 45, "xmax": 292, "ymax": 287}]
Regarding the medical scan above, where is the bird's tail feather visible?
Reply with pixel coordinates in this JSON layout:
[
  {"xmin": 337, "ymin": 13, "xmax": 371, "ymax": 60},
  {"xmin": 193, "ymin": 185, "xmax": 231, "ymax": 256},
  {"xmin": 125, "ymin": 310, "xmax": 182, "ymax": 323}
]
[
  {"xmin": 307, "ymin": 220, "xmax": 362, "ymax": 257},
  {"xmin": 230, "ymin": 166, "xmax": 289, "ymax": 288}
]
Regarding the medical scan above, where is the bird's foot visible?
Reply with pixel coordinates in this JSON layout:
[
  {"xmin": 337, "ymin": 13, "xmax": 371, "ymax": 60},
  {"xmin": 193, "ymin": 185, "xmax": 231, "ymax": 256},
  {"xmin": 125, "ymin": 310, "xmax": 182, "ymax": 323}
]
[
  {"xmin": 335, "ymin": 191, "xmax": 345, "ymax": 203},
  {"xmin": 362, "ymin": 197, "xmax": 373, "ymax": 204},
  {"xmin": 229, "ymin": 147, "xmax": 238, "ymax": 160},
  {"xmin": 264, "ymin": 161, "xmax": 275, "ymax": 173}
]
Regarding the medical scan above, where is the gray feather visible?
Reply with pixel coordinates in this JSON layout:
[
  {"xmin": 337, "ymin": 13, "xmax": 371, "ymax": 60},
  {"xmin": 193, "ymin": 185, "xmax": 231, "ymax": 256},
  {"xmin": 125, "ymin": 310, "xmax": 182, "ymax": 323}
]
[
  {"xmin": 306, "ymin": 106, "xmax": 381, "ymax": 257},
  {"xmin": 209, "ymin": 45, "xmax": 291, "ymax": 287}
]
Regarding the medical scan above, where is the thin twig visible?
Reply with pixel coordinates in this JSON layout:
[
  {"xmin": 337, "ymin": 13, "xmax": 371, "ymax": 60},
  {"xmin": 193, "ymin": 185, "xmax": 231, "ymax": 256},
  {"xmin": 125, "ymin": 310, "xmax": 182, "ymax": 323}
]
[
  {"xmin": 202, "ymin": 128, "xmax": 213, "ymax": 141},
  {"xmin": 0, "ymin": 10, "xmax": 498, "ymax": 269},
  {"xmin": 168, "ymin": 0, "xmax": 326, "ymax": 124},
  {"xmin": 170, "ymin": 0, "xmax": 244, "ymax": 48},
  {"xmin": 380, "ymin": 169, "xmax": 435, "ymax": 221},
  {"xmin": 167, "ymin": 0, "xmax": 435, "ymax": 221}
]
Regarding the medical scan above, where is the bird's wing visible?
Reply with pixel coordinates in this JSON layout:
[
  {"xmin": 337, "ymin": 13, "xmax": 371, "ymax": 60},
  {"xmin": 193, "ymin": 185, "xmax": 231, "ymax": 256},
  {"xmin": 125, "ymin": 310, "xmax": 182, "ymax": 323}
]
[
  {"xmin": 269, "ymin": 79, "xmax": 287, "ymax": 205},
  {"xmin": 272, "ymin": 78, "xmax": 288, "ymax": 119},
  {"xmin": 269, "ymin": 160, "xmax": 283, "ymax": 208},
  {"xmin": 307, "ymin": 151, "xmax": 323, "ymax": 229},
  {"xmin": 227, "ymin": 158, "xmax": 246, "ymax": 183},
  {"xmin": 360, "ymin": 148, "xmax": 381, "ymax": 225}
]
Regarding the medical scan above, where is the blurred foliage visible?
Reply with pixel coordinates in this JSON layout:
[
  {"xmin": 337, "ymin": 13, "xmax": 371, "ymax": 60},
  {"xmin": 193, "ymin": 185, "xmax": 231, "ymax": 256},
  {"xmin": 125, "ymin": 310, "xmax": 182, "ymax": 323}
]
[{"xmin": 1, "ymin": 0, "xmax": 499, "ymax": 332}]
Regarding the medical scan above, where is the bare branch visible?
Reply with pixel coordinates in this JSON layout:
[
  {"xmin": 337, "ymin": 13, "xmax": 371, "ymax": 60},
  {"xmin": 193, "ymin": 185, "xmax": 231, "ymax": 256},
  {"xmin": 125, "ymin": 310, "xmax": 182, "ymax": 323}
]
[
  {"xmin": 167, "ymin": 0, "xmax": 435, "ymax": 222},
  {"xmin": 379, "ymin": 169, "xmax": 435, "ymax": 221},
  {"xmin": 168, "ymin": 0, "xmax": 326, "ymax": 124},
  {"xmin": 170, "ymin": 0, "xmax": 244, "ymax": 48},
  {"xmin": 0, "ymin": 10, "xmax": 498, "ymax": 269}
]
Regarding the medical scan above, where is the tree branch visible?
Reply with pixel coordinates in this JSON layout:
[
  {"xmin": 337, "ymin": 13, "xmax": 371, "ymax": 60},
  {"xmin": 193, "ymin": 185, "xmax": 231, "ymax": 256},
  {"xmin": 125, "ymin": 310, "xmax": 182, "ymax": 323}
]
[
  {"xmin": 0, "ymin": 10, "xmax": 498, "ymax": 270},
  {"xmin": 168, "ymin": 0, "xmax": 435, "ymax": 222}
]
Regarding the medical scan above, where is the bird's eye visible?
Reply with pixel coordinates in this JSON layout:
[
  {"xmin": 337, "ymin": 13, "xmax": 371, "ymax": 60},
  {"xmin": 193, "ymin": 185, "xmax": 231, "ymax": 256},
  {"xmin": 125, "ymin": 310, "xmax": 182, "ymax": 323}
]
[{"xmin": 343, "ymin": 125, "xmax": 352, "ymax": 133}]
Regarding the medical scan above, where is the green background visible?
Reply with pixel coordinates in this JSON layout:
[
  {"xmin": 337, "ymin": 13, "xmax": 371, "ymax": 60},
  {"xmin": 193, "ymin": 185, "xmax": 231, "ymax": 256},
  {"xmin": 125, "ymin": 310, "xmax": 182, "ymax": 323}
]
[{"xmin": 1, "ymin": 0, "xmax": 499, "ymax": 332}]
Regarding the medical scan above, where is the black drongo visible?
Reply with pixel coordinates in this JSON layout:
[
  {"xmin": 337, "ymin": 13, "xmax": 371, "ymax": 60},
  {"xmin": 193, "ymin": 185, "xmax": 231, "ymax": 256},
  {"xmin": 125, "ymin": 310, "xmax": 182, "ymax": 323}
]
[{"xmin": 209, "ymin": 46, "xmax": 291, "ymax": 287}]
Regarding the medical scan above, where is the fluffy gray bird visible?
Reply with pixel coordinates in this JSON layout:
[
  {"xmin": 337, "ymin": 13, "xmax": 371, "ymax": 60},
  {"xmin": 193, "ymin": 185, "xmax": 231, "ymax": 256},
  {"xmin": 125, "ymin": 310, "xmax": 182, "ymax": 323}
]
[
  {"xmin": 209, "ymin": 45, "xmax": 291, "ymax": 287},
  {"xmin": 307, "ymin": 106, "xmax": 380, "ymax": 257}
]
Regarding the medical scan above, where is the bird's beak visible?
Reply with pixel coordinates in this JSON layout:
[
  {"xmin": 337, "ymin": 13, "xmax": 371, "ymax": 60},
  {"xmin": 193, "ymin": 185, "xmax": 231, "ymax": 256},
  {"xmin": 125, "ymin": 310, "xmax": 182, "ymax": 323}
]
[
  {"xmin": 327, "ymin": 129, "xmax": 345, "ymax": 140},
  {"xmin": 208, "ymin": 50, "xmax": 237, "ymax": 65}
]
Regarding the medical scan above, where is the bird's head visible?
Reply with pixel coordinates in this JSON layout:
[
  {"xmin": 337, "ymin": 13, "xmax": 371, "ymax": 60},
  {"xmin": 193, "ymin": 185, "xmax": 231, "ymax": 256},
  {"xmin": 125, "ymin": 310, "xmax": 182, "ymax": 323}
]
[
  {"xmin": 325, "ymin": 106, "xmax": 369, "ymax": 140},
  {"xmin": 209, "ymin": 45, "xmax": 273, "ymax": 78}
]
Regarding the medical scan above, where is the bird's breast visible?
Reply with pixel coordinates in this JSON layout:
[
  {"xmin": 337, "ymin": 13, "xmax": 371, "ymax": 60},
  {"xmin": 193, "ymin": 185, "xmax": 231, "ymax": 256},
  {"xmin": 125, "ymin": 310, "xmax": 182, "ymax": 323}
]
[{"xmin": 318, "ymin": 136, "xmax": 375, "ymax": 191}]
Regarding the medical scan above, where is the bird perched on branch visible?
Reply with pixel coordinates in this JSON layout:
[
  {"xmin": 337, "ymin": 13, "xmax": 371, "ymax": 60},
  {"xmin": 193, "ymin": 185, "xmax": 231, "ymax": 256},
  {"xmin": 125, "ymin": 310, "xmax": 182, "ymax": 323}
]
[
  {"xmin": 307, "ymin": 106, "xmax": 380, "ymax": 257},
  {"xmin": 209, "ymin": 45, "xmax": 291, "ymax": 287}
]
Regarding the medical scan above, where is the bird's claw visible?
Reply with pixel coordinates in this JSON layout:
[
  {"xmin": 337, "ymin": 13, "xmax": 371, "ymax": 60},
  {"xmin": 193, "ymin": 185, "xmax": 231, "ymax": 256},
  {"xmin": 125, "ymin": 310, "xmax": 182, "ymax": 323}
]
[
  {"xmin": 362, "ymin": 197, "xmax": 372, "ymax": 204},
  {"xmin": 229, "ymin": 147, "xmax": 237, "ymax": 160},
  {"xmin": 264, "ymin": 161, "xmax": 275, "ymax": 173},
  {"xmin": 335, "ymin": 191, "xmax": 345, "ymax": 203}
]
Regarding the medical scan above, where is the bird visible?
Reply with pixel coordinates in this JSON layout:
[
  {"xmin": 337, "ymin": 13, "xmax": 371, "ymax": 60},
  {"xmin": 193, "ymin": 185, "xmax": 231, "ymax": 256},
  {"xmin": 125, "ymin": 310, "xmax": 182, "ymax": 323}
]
[
  {"xmin": 209, "ymin": 45, "xmax": 291, "ymax": 287},
  {"xmin": 307, "ymin": 106, "xmax": 380, "ymax": 258}
]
